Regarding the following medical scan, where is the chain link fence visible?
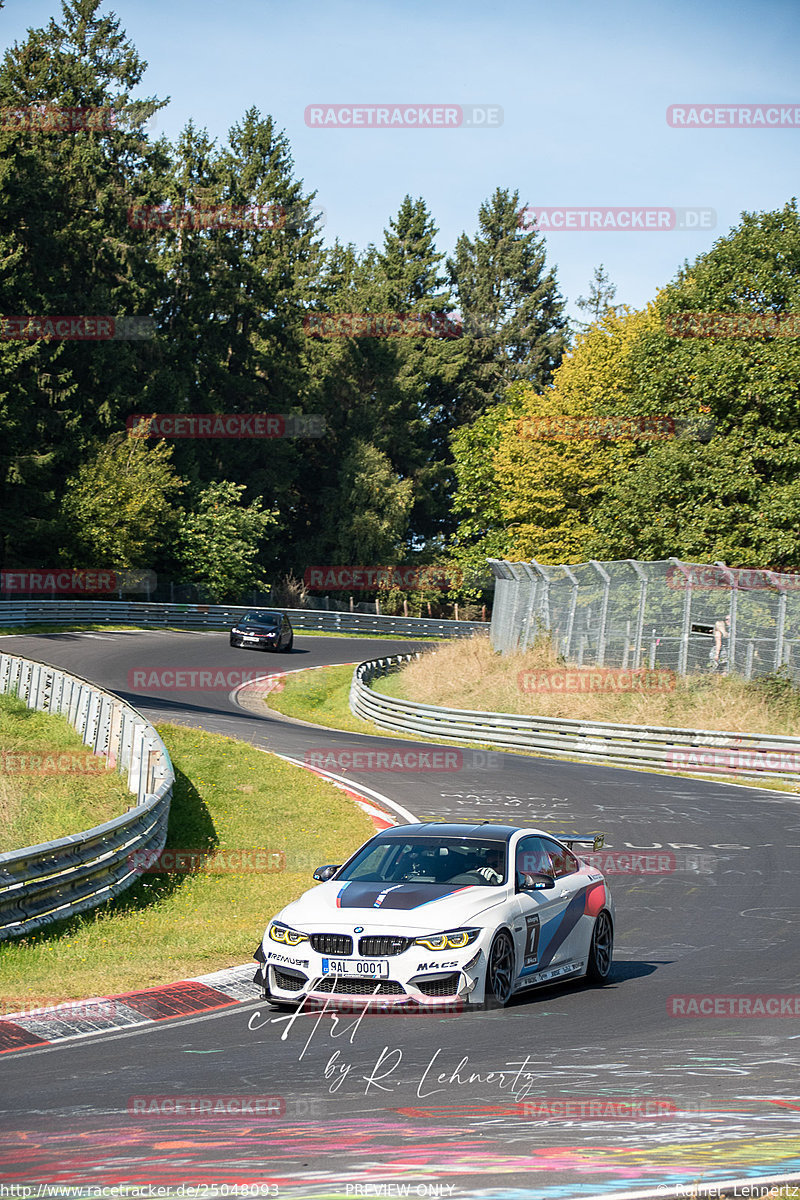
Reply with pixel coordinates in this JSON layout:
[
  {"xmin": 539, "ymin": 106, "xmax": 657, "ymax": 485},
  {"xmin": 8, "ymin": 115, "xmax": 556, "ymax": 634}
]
[{"xmin": 488, "ymin": 558, "xmax": 800, "ymax": 684}]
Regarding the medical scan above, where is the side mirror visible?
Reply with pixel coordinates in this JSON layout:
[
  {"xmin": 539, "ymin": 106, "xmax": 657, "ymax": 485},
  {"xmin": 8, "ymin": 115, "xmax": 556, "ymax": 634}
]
[
  {"xmin": 517, "ymin": 871, "xmax": 555, "ymax": 891},
  {"xmin": 313, "ymin": 864, "xmax": 341, "ymax": 882}
]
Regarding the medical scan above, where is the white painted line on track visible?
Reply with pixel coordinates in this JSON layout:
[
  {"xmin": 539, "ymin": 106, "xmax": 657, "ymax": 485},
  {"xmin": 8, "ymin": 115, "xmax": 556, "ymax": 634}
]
[{"xmin": 273, "ymin": 752, "xmax": 418, "ymax": 825}]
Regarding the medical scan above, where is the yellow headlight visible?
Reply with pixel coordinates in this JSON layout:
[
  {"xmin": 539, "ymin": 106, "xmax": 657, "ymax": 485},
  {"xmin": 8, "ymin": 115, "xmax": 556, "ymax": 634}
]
[
  {"xmin": 269, "ymin": 924, "xmax": 308, "ymax": 946},
  {"xmin": 414, "ymin": 929, "xmax": 477, "ymax": 951},
  {"xmin": 414, "ymin": 933, "xmax": 449, "ymax": 951},
  {"xmin": 446, "ymin": 930, "xmax": 470, "ymax": 949}
]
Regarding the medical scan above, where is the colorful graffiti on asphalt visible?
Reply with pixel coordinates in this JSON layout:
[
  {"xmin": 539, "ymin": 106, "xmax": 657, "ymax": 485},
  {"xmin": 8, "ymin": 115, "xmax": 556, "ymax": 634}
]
[{"xmin": 1, "ymin": 1116, "xmax": 799, "ymax": 1191}]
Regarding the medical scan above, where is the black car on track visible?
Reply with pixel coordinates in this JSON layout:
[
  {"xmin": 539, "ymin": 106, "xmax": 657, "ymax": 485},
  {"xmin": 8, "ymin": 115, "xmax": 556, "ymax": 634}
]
[{"xmin": 230, "ymin": 610, "xmax": 294, "ymax": 652}]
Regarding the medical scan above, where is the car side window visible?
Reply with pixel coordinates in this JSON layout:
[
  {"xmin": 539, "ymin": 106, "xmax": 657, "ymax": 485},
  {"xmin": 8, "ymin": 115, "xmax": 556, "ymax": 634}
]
[
  {"xmin": 515, "ymin": 836, "xmax": 552, "ymax": 877},
  {"xmin": 541, "ymin": 837, "xmax": 579, "ymax": 878}
]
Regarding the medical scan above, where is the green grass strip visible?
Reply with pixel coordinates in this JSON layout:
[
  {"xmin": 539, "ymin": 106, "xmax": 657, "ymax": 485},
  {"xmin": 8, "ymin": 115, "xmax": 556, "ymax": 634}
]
[
  {"xmin": 0, "ymin": 693, "xmax": 132, "ymax": 853},
  {"xmin": 0, "ymin": 722, "xmax": 374, "ymax": 1005}
]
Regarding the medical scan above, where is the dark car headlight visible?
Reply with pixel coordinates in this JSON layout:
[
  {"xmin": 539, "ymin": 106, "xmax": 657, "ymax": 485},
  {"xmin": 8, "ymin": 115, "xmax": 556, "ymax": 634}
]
[
  {"xmin": 268, "ymin": 921, "xmax": 309, "ymax": 946},
  {"xmin": 413, "ymin": 928, "xmax": 480, "ymax": 951}
]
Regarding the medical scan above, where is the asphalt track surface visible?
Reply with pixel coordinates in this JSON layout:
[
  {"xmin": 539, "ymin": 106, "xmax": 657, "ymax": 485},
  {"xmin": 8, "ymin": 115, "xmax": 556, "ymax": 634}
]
[{"xmin": 1, "ymin": 629, "xmax": 799, "ymax": 1198}]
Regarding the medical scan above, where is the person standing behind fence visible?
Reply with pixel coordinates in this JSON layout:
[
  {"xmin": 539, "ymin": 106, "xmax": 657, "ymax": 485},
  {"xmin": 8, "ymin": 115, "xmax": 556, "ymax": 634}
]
[{"xmin": 712, "ymin": 614, "xmax": 731, "ymax": 669}]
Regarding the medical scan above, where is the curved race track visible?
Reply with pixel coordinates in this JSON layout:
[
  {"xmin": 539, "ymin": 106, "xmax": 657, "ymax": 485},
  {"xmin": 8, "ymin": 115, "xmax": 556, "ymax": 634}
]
[{"xmin": 1, "ymin": 628, "xmax": 799, "ymax": 1198}]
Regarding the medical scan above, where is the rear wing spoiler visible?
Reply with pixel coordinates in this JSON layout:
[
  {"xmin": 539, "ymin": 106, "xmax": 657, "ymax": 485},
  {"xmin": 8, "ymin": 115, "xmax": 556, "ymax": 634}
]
[{"xmin": 560, "ymin": 834, "xmax": 605, "ymax": 852}]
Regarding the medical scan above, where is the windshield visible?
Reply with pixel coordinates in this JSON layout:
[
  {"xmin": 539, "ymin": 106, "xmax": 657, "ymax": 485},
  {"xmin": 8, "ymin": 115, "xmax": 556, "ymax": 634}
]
[
  {"xmin": 240, "ymin": 611, "xmax": 282, "ymax": 626},
  {"xmin": 338, "ymin": 837, "xmax": 507, "ymax": 886}
]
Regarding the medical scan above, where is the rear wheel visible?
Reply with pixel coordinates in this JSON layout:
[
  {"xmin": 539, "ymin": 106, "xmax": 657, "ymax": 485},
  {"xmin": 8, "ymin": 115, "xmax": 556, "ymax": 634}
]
[
  {"xmin": 585, "ymin": 910, "xmax": 613, "ymax": 984},
  {"xmin": 484, "ymin": 930, "xmax": 515, "ymax": 1008}
]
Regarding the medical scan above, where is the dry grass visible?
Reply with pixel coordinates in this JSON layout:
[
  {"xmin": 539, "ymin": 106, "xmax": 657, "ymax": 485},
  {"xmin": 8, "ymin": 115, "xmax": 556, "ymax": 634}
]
[{"xmin": 387, "ymin": 635, "xmax": 800, "ymax": 735}]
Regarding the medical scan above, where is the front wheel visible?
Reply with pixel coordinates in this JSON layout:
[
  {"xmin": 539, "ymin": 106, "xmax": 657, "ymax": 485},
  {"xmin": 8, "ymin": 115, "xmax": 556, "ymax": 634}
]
[
  {"xmin": 585, "ymin": 910, "xmax": 613, "ymax": 984},
  {"xmin": 281, "ymin": 633, "xmax": 294, "ymax": 653},
  {"xmin": 484, "ymin": 930, "xmax": 515, "ymax": 1008}
]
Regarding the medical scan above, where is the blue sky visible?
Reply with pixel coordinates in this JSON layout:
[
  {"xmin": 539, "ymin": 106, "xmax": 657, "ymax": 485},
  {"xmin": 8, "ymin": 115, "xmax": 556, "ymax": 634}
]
[{"xmin": 3, "ymin": 0, "xmax": 799, "ymax": 321}]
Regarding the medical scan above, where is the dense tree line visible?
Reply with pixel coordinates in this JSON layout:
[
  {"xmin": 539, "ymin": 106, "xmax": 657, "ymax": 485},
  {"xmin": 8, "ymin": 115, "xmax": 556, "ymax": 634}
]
[
  {"xmin": 2, "ymin": 1, "xmax": 798, "ymax": 606},
  {"xmin": 450, "ymin": 202, "xmax": 800, "ymax": 581},
  {"xmin": 0, "ymin": 0, "xmax": 566, "ymax": 601}
]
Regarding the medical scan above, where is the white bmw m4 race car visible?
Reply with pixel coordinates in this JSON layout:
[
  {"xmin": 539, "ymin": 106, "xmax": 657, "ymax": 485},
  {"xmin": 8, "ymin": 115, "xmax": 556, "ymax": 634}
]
[{"xmin": 254, "ymin": 822, "xmax": 614, "ymax": 1010}]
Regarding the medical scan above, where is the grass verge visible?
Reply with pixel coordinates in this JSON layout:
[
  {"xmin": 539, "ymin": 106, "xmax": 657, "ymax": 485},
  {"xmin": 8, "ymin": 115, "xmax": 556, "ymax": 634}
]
[
  {"xmin": 0, "ymin": 693, "xmax": 132, "ymax": 853},
  {"xmin": 262, "ymin": 653, "xmax": 799, "ymax": 794},
  {"xmin": 395, "ymin": 635, "xmax": 800, "ymax": 737},
  {"xmin": 0, "ymin": 722, "xmax": 374, "ymax": 1005},
  {"xmin": 266, "ymin": 662, "xmax": 383, "ymax": 734}
]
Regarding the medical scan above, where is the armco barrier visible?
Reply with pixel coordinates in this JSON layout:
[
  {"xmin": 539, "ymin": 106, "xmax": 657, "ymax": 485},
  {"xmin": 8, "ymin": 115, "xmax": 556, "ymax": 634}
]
[
  {"xmin": 349, "ymin": 655, "xmax": 800, "ymax": 783},
  {"xmin": 0, "ymin": 655, "xmax": 174, "ymax": 940},
  {"xmin": 0, "ymin": 599, "xmax": 484, "ymax": 640}
]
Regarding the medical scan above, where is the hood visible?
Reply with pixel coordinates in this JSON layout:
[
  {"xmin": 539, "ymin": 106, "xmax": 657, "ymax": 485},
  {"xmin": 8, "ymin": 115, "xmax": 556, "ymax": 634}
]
[{"xmin": 279, "ymin": 879, "xmax": 507, "ymax": 932}]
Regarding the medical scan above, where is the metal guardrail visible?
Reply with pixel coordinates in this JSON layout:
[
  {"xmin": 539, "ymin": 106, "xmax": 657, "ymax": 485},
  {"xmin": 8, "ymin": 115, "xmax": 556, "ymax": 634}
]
[
  {"xmin": 350, "ymin": 654, "xmax": 800, "ymax": 783},
  {"xmin": 0, "ymin": 655, "xmax": 174, "ymax": 941},
  {"xmin": 0, "ymin": 599, "xmax": 485, "ymax": 640}
]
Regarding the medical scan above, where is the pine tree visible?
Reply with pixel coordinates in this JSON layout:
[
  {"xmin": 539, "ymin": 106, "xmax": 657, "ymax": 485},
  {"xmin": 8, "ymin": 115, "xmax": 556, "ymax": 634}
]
[
  {"xmin": 447, "ymin": 187, "xmax": 568, "ymax": 420},
  {"xmin": 0, "ymin": 0, "xmax": 168, "ymax": 564}
]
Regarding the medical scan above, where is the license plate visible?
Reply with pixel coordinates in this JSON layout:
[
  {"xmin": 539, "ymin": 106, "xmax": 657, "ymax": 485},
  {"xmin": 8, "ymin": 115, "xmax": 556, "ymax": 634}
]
[
  {"xmin": 243, "ymin": 636, "xmax": 260, "ymax": 642},
  {"xmin": 321, "ymin": 958, "xmax": 389, "ymax": 978}
]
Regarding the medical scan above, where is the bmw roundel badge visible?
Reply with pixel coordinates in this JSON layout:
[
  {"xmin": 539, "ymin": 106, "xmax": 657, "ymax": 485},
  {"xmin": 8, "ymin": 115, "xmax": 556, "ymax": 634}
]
[{"xmin": 354, "ymin": 926, "xmax": 364, "ymax": 933}]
